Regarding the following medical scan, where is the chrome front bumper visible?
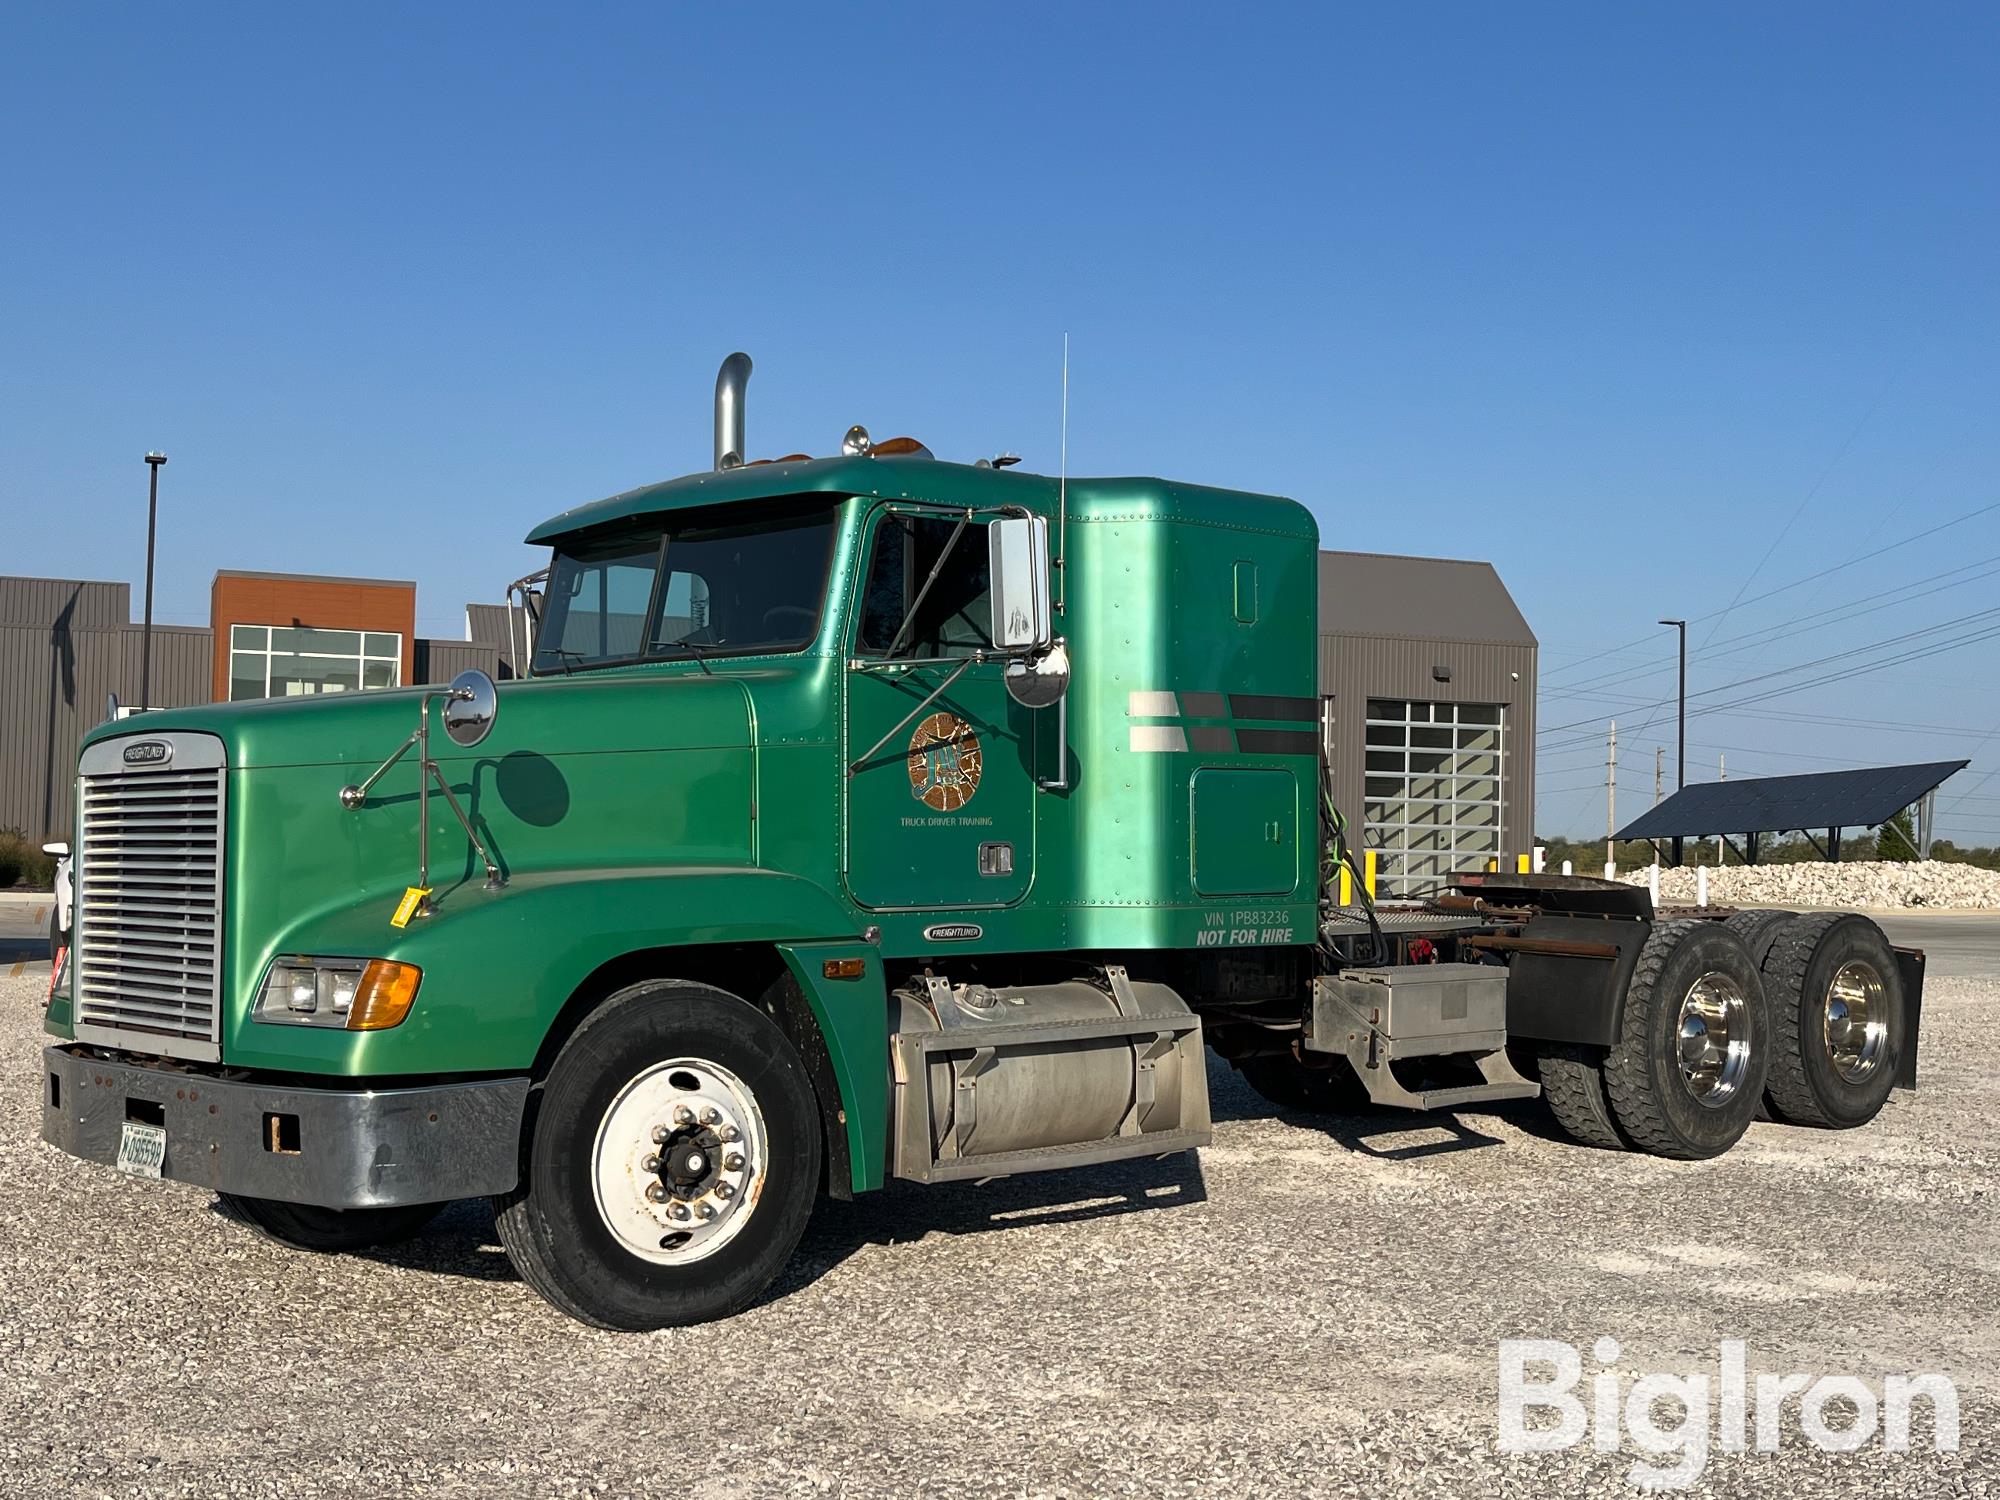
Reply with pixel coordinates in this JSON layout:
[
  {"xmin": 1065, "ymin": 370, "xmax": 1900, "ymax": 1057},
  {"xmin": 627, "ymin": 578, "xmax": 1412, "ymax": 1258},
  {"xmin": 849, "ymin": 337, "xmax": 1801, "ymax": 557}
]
[{"xmin": 41, "ymin": 1046, "xmax": 530, "ymax": 1209}]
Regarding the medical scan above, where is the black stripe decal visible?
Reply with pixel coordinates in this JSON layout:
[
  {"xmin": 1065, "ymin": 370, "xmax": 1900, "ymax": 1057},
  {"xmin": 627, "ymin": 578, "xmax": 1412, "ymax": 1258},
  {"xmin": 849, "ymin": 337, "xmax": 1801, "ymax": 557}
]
[
  {"xmin": 1180, "ymin": 691, "xmax": 1230, "ymax": 719},
  {"xmin": 1235, "ymin": 728, "xmax": 1319, "ymax": 756},
  {"xmin": 1229, "ymin": 693, "xmax": 1318, "ymax": 723},
  {"xmin": 1187, "ymin": 725, "xmax": 1235, "ymax": 753}
]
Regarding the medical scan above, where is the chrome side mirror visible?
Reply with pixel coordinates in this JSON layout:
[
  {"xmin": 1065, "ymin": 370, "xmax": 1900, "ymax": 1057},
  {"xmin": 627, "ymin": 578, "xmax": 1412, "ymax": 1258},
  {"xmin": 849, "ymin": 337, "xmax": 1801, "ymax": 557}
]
[
  {"xmin": 41, "ymin": 841, "xmax": 69, "ymax": 858},
  {"xmin": 1004, "ymin": 640, "xmax": 1070, "ymax": 710},
  {"xmin": 988, "ymin": 515, "xmax": 1052, "ymax": 654},
  {"xmin": 442, "ymin": 669, "xmax": 499, "ymax": 748}
]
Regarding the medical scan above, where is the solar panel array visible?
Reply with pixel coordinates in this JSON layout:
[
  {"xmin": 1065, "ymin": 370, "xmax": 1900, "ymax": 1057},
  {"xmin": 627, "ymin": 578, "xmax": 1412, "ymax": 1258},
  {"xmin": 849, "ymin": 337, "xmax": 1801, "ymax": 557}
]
[{"xmin": 1613, "ymin": 759, "xmax": 1968, "ymax": 840}]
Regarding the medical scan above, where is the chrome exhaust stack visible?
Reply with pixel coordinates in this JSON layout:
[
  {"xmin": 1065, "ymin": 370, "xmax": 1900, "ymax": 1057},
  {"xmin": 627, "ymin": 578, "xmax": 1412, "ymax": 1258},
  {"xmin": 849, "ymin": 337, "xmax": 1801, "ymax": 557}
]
[{"xmin": 714, "ymin": 352, "xmax": 752, "ymax": 470}]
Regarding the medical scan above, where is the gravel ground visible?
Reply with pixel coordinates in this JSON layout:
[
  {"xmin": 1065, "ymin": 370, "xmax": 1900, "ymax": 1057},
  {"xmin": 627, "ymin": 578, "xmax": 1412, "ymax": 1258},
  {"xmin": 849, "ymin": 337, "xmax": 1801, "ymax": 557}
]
[{"xmin": 4, "ymin": 968, "xmax": 1997, "ymax": 1498}]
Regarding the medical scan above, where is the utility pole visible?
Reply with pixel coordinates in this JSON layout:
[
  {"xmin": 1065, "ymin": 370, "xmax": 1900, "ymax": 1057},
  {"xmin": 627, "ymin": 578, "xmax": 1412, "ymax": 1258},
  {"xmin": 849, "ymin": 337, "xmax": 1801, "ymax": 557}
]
[
  {"xmin": 1605, "ymin": 720, "xmax": 1617, "ymax": 876},
  {"xmin": 142, "ymin": 452, "xmax": 167, "ymax": 711},
  {"xmin": 1716, "ymin": 754, "xmax": 1725, "ymax": 865},
  {"xmin": 1659, "ymin": 617, "xmax": 1687, "ymax": 865},
  {"xmin": 1653, "ymin": 746, "xmax": 1663, "ymax": 869}
]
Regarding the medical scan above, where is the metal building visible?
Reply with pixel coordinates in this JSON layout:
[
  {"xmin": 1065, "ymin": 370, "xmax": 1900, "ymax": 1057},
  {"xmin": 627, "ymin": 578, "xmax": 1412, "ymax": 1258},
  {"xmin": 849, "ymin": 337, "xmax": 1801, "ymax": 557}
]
[
  {"xmin": 0, "ymin": 578, "xmax": 212, "ymax": 841},
  {"xmin": 1318, "ymin": 551, "xmax": 1538, "ymax": 898},
  {"xmin": 0, "ymin": 573, "xmax": 499, "ymax": 843}
]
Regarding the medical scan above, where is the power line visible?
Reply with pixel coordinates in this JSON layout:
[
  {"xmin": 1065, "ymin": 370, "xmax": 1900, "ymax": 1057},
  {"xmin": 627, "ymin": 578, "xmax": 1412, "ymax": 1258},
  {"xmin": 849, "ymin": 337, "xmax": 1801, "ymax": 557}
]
[
  {"xmin": 1538, "ymin": 603, "xmax": 2000, "ymax": 740},
  {"xmin": 1541, "ymin": 618, "xmax": 2000, "ymax": 754},
  {"xmin": 1540, "ymin": 495, "xmax": 2000, "ymax": 682},
  {"xmin": 1542, "ymin": 554, "xmax": 2000, "ymax": 703},
  {"xmin": 1697, "ymin": 359, "xmax": 1912, "ymax": 652}
]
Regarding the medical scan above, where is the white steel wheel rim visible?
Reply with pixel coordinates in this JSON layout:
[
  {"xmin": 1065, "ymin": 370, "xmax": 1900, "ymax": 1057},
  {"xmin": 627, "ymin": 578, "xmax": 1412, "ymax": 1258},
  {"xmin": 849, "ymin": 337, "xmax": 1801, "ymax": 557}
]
[
  {"xmin": 592, "ymin": 1057, "xmax": 767, "ymax": 1266},
  {"xmin": 1823, "ymin": 960, "xmax": 1889, "ymax": 1083},
  {"xmin": 1675, "ymin": 970, "xmax": 1752, "ymax": 1109}
]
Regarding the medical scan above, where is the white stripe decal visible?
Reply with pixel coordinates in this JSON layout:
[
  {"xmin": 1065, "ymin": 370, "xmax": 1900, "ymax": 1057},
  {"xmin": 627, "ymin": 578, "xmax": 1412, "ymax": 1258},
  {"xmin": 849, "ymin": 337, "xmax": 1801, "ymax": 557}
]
[
  {"xmin": 1126, "ymin": 690, "xmax": 1180, "ymax": 717},
  {"xmin": 1129, "ymin": 724, "xmax": 1188, "ymax": 753}
]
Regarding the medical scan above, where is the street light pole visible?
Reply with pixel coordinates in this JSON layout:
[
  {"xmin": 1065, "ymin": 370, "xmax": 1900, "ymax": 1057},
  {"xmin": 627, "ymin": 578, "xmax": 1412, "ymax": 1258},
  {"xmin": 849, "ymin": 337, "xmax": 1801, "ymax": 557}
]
[
  {"xmin": 1659, "ymin": 617, "xmax": 1686, "ymax": 865},
  {"xmin": 142, "ymin": 452, "xmax": 167, "ymax": 711}
]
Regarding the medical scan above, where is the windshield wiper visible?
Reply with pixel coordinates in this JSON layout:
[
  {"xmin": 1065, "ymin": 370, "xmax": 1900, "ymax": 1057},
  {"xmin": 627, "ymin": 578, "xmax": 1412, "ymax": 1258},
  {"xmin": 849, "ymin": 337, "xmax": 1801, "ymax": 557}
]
[
  {"xmin": 542, "ymin": 647, "xmax": 586, "ymax": 676},
  {"xmin": 656, "ymin": 639, "xmax": 715, "ymax": 675}
]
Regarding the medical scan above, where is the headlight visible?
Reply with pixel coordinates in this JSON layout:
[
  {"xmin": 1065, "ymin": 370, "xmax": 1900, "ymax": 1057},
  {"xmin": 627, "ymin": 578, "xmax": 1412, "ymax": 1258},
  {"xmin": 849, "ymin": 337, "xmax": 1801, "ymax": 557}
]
[{"xmin": 256, "ymin": 958, "xmax": 422, "ymax": 1031}]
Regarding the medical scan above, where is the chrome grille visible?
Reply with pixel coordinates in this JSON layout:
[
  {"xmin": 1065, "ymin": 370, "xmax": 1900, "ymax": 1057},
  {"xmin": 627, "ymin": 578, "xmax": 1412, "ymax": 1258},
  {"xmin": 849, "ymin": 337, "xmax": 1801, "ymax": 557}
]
[{"xmin": 72, "ymin": 732, "xmax": 227, "ymax": 1062}]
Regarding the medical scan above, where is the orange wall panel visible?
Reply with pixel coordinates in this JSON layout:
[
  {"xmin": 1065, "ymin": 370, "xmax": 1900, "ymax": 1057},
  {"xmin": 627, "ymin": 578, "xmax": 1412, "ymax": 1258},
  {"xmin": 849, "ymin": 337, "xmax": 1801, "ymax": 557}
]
[{"xmin": 209, "ymin": 575, "xmax": 418, "ymax": 701}]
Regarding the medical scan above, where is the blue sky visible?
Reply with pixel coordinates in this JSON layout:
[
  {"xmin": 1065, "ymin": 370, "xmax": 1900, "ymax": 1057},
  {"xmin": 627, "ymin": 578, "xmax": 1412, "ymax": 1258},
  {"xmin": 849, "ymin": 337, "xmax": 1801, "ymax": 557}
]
[{"xmin": 4, "ymin": 4, "xmax": 1998, "ymax": 841}]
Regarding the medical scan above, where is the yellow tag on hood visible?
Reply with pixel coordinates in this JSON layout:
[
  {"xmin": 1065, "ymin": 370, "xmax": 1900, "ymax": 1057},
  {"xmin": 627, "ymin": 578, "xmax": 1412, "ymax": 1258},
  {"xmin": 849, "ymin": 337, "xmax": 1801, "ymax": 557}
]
[{"xmin": 390, "ymin": 886, "xmax": 432, "ymax": 929}]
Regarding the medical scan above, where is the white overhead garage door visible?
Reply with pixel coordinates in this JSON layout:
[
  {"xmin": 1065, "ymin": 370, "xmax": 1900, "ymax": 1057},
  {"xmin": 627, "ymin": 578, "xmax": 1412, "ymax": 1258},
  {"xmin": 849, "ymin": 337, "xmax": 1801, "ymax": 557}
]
[{"xmin": 1362, "ymin": 698, "xmax": 1506, "ymax": 898}]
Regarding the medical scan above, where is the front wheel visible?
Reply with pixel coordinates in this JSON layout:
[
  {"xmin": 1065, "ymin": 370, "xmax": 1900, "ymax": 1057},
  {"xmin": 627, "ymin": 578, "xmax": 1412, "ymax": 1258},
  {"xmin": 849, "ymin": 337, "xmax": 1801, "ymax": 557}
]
[
  {"xmin": 494, "ymin": 980, "xmax": 820, "ymax": 1330},
  {"xmin": 218, "ymin": 1194, "xmax": 443, "ymax": 1252}
]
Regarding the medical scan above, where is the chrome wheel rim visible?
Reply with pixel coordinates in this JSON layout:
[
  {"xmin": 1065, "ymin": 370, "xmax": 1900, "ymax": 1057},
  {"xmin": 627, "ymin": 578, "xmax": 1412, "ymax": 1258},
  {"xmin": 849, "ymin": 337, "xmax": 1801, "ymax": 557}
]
[
  {"xmin": 1676, "ymin": 971, "xmax": 1752, "ymax": 1108},
  {"xmin": 1823, "ymin": 961, "xmax": 1888, "ymax": 1083},
  {"xmin": 592, "ymin": 1057, "xmax": 766, "ymax": 1265}
]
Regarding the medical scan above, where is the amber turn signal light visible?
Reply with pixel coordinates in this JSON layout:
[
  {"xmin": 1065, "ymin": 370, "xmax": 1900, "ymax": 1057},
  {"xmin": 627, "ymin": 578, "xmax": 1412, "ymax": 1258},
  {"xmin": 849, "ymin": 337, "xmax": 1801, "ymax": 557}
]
[
  {"xmin": 821, "ymin": 958, "xmax": 866, "ymax": 980},
  {"xmin": 347, "ymin": 960, "xmax": 422, "ymax": 1030}
]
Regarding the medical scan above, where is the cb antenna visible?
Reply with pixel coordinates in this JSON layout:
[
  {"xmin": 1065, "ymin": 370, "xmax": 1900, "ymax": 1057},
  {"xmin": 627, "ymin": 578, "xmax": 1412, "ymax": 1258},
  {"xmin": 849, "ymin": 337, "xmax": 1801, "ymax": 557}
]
[{"xmin": 1057, "ymin": 332, "xmax": 1069, "ymax": 615}]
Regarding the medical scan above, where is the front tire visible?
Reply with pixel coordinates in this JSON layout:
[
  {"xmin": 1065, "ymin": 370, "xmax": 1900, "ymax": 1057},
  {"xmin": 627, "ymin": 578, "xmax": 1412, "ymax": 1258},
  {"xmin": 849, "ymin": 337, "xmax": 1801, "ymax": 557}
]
[
  {"xmin": 218, "ymin": 1194, "xmax": 443, "ymax": 1252},
  {"xmin": 1603, "ymin": 919, "xmax": 1771, "ymax": 1160},
  {"xmin": 494, "ymin": 980, "xmax": 820, "ymax": 1330}
]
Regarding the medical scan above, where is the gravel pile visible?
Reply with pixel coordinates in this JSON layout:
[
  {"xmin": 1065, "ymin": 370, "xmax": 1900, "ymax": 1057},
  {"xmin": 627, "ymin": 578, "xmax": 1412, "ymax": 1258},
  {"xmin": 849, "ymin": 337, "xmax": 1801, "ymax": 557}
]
[{"xmin": 1625, "ymin": 858, "xmax": 2000, "ymax": 910}]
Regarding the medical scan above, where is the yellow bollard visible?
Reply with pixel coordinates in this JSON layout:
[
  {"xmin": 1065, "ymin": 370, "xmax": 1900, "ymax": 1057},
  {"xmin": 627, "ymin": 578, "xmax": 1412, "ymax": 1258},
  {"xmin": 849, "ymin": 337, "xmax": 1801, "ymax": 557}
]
[
  {"xmin": 1517, "ymin": 852, "xmax": 1531, "ymax": 874},
  {"xmin": 1363, "ymin": 849, "xmax": 1377, "ymax": 898},
  {"xmin": 1338, "ymin": 864, "xmax": 1353, "ymax": 907},
  {"xmin": 1487, "ymin": 858, "xmax": 1498, "ymax": 873}
]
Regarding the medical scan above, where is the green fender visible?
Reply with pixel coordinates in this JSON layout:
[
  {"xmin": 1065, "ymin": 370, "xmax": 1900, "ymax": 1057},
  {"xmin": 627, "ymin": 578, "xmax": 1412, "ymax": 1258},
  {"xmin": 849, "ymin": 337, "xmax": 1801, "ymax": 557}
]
[
  {"xmin": 775, "ymin": 942, "xmax": 890, "ymax": 1195},
  {"xmin": 220, "ymin": 866, "xmax": 866, "ymax": 1081}
]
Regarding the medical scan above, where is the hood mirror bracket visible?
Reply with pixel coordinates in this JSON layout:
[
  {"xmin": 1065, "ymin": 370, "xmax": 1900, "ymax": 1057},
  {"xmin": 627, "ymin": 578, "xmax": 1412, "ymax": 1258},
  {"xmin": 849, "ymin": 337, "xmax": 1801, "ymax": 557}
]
[{"xmin": 339, "ymin": 671, "xmax": 507, "ymax": 907}]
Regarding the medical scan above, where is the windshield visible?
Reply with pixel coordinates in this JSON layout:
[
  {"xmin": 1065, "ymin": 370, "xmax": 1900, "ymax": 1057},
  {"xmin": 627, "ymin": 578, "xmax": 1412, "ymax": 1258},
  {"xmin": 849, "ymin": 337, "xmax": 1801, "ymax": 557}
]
[{"xmin": 533, "ymin": 500, "xmax": 838, "ymax": 672}]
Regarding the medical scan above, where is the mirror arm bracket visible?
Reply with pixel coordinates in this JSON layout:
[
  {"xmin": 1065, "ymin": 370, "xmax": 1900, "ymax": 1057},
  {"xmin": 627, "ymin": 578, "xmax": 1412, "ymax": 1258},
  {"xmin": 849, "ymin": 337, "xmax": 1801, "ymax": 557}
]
[
  {"xmin": 427, "ymin": 759, "xmax": 505, "ymax": 890},
  {"xmin": 338, "ymin": 686, "xmax": 506, "ymax": 909},
  {"xmin": 339, "ymin": 729, "xmax": 422, "ymax": 810}
]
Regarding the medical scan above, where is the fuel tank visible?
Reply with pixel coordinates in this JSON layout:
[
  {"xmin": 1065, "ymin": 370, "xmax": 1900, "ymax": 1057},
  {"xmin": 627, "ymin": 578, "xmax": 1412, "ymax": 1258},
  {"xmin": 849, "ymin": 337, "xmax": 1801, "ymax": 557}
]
[{"xmin": 889, "ymin": 970, "xmax": 1211, "ymax": 1183}]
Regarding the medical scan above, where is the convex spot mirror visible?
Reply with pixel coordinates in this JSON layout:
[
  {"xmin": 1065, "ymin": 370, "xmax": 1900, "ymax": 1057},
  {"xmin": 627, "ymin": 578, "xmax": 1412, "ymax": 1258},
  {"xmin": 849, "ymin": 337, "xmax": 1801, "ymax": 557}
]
[
  {"xmin": 1004, "ymin": 641, "xmax": 1070, "ymax": 709},
  {"xmin": 443, "ymin": 669, "xmax": 499, "ymax": 748},
  {"xmin": 988, "ymin": 515, "xmax": 1052, "ymax": 654}
]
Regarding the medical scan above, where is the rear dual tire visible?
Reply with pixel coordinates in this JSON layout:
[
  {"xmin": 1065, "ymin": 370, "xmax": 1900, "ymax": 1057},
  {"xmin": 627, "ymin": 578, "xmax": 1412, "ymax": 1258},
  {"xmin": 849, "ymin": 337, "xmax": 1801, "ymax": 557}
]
[
  {"xmin": 1756, "ymin": 912, "xmax": 1905, "ymax": 1129},
  {"xmin": 1541, "ymin": 919, "xmax": 1770, "ymax": 1160}
]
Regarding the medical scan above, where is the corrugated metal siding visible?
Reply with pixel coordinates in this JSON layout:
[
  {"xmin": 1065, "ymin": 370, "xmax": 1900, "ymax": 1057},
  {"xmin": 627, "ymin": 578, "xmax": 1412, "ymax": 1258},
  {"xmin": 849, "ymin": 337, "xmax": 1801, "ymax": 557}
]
[
  {"xmin": 415, "ymin": 638, "xmax": 501, "ymax": 684},
  {"xmin": 465, "ymin": 602, "xmax": 527, "ymax": 677},
  {"xmin": 1318, "ymin": 630, "xmax": 1538, "ymax": 870},
  {"xmin": 1318, "ymin": 552, "xmax": 1536, "ymax": 645},
  {"xmin": 0, "ymin": 577, "xmax": 132, "ymax": 630},
  {"xmin": 0, "ymin": 623, "xmax": 211, "ymax": 840}
]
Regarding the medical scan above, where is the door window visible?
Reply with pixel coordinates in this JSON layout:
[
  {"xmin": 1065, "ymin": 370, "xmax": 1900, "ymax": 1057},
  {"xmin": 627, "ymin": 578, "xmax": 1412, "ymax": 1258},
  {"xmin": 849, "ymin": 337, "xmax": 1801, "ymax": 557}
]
[{"xmin": 856, "ymin": 512, "xmax": 993, "ymax": 657}]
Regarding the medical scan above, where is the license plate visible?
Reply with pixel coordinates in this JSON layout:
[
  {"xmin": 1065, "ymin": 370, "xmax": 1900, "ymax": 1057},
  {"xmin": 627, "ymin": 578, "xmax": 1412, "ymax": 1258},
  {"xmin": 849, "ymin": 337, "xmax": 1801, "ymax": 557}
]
[{"xmin": 115, "ymin": 1121, "xmax": 167, "ymax": 1179}]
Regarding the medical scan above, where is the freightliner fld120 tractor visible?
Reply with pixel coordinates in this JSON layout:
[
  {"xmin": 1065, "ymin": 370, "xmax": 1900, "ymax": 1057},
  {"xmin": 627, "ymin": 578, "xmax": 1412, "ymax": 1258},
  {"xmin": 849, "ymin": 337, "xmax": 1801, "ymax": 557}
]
[{"xmin": 42, "ymin": 355, "xmax": 1923, "ymax": 1328}]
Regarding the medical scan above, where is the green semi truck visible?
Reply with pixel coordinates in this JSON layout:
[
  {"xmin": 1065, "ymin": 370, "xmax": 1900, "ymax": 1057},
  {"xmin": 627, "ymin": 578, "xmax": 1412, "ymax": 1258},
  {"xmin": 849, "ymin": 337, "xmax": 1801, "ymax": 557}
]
[{"xmin": 42, "ymin": 355, "xmax": 1923, "ymax": 1328}]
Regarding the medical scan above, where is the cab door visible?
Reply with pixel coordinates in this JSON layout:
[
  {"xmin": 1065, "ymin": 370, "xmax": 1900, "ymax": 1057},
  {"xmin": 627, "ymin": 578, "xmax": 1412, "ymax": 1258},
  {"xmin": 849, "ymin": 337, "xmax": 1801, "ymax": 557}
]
[{"xmin": 843, "ymin": 503, "xmax": 1036, "ymax": 910}]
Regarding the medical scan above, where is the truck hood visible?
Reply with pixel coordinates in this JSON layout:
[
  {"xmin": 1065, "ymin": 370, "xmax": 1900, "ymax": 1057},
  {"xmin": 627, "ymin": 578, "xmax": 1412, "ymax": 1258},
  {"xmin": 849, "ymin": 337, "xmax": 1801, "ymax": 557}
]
[{"xmin": 82, "ymin": 669, "xmax": 755, "ymax": 773}]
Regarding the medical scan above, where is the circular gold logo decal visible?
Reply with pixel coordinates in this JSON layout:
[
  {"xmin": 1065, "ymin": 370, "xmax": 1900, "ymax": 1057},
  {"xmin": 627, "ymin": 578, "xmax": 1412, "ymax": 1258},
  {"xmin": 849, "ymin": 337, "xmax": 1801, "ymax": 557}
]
[{"xmin": 907, "ymin": 712, "xmax": 983, "ymax": 812}]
